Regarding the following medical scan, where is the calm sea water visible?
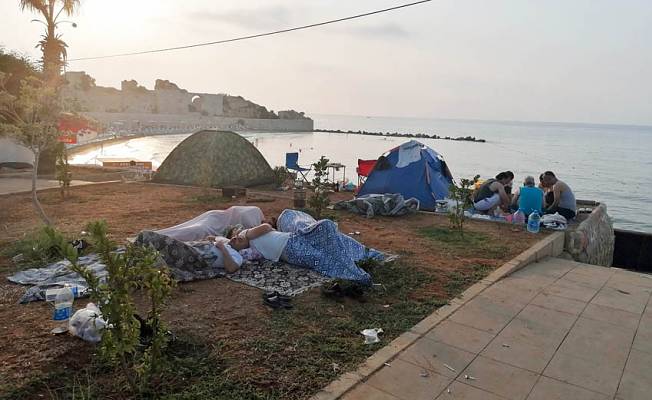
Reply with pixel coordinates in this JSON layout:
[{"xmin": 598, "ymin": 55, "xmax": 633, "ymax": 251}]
[{"xmin": 70, "ymin": 114, "xmax": 652, "ymax": 233}]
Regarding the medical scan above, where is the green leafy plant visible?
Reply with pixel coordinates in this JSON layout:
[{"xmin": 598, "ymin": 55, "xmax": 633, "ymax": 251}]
[
  {"xmin": 448, "ymin": 175, "xmax": 480, "ymax": 237},
  {"xmin": 272, "ymin": 166, "xmax": 291, "ymax": 187},
  {"xmin": 308, "ymin": 156, "xmax": 330, "ymax": 219},
  {"xmin": 47, "ymin": 221, "xmax": 174, "ymax": 395},
  {"xmin": 55, "ymin": 141, "xmax": 71, "ymax": 198}
]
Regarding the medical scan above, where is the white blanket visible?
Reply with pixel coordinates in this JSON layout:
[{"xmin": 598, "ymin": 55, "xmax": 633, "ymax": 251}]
[{"xmin": 154, "ymin": 206, "xmax": 264, "ymax": 241}]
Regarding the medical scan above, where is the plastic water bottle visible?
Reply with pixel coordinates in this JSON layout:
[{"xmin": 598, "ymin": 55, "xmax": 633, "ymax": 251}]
[
  {"xmin": 527, "ymin": 211, "xmax": 541, "ymax": 233},
  {"xmin": 513, "ymin": 209, "xmax": 526, "ymax": 225},
  {"xmin": 52, "ymin": 285, "xmax": 74, "ymax": 333}
]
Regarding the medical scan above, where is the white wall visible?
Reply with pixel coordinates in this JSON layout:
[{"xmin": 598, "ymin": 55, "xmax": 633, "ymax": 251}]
[{"xmin": 0, "ymin": 138, "xmax": 33, "ymax": 165}]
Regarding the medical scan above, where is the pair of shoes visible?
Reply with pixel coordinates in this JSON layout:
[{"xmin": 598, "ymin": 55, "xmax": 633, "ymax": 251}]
[
  {"xmin": 321, "ymin": 281, "xmax": 366, "ymax": 299},
  {"xmin": 262, "ymin": 291, "xmax": 293, "ymax": 309},
  {"xmin": 321, "ymin": 282, "xmax": 343, "ymax": 298}
]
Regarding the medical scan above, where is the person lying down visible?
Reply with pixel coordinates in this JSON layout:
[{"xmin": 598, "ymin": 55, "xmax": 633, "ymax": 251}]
[
  {"xmin": 137, "ymin": 208, "xmax": 382, "ymax": 285},
  {"xmin": 227, "ymin": 210, "xmax": 383, "ymax": 285}
]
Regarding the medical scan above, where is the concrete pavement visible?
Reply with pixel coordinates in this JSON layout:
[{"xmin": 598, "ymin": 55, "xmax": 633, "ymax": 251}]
[
  {"xmin": 0, "ymin": 177, "xmax": 104, "ymax": 195},
  {"xmin": 340, "ymin": 258, "xmax": 652, "ymax": 400}
]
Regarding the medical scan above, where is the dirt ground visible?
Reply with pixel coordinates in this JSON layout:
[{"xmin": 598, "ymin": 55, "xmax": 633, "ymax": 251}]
[{"xmin": 0, "ymin": 182, "xmax": 544, "ymax": 395}]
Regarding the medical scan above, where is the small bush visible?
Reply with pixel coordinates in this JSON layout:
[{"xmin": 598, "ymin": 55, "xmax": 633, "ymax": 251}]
[
  {"xmin": 448, "ymin": 175, "xmax": 480, "ymax": 236},
  {"xmin": 272, "ymin": 166, "xmax": 291, "ymax": 187},
  {"xmin": 47, "ymin": 221, "xmax": 175, "ymax": 396},
  {"xmin": 308, "ymin": 156, "xmax": 330, "ymax": 219}
]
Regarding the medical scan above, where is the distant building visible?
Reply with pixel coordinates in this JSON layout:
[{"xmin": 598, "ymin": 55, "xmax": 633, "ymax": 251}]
[{"xmin": 60, "ymin": 72, "xmax": 312, "ymax": 132}]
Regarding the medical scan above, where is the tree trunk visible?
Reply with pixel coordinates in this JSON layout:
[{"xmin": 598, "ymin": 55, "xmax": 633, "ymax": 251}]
[{"xmin": 32, "ymin": 150, "xmax": 52, "ymax": 226}]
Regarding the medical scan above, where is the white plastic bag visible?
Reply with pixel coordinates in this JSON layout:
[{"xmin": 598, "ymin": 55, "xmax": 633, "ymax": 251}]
[
  {"xmin": 69, "ymin": 302, "xmax": 106, "ymax": 343},
  {"xmin": 361, "ymin": 328, "xmax": 383, "ymax": 344}
]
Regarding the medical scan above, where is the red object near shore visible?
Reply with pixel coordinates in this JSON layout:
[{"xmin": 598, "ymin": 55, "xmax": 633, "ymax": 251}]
[{"xmin": 57, "ymin": 113, "xmax": 101, "ymax": 144}]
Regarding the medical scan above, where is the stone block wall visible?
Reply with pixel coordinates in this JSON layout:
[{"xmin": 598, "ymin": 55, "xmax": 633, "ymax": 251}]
[
  {"xmin": 565, "ymin": 203, "xmax": 614, "ymax": 266},
  {"xmin": 83, "ymin": 112, "xmax": 314, "ymax": 132}
]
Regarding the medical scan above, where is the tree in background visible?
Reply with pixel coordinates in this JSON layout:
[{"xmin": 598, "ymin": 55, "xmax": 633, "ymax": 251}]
[
  {"xmin": 0, "ymin": 72, "xmax": 62, "ymax": 225},
  {"xmin": 0, "ymin": 48, "xmax": 39, "ymax": 95},
  {"xmin": 19, "ymin": 0, "xmax": 80, "ymax": 85}
]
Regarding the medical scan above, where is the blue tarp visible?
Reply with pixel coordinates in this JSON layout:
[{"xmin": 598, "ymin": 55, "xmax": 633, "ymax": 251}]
[{"xmin": 357, "ymin": 141, "xmax": 453, "ymax": 211}]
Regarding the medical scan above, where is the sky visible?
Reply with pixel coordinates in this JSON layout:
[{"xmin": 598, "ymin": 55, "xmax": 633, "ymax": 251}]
[{"xmin": 1, "ymin": 0, "xmax": 651, "ymax": 125}]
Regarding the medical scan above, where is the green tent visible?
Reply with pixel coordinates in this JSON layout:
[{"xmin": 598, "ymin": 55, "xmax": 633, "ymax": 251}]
[{"xmin": 153, "ymin": 130, "xmax": 274, "ymax": 187}]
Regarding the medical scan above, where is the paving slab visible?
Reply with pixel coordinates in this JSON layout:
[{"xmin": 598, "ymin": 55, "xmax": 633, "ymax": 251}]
[
  {"xmin": 449, "ymin": 294, "xmax": 522, "ymax": 334},
  {"xmin": 563, "ymin": 268, "xmax": 612, "ymax": 289},
  {"xmin": 323, "ymin": 258, "xmax": 652, "ymax": 400},
  {"xmin": 544, "ymin": 352, "xmax": 623, "ymax": 396},
  {"xmin": 590, "ymin": 284, "xmax": 651, "ymax": 315},
  {"xmin": 480, "ymin": 305, "xmax": 576, "ymax": 372},
  {"xmin": 616, "ymin": 349, "xmax": 652, "ymax": 400},
  {"xmin": 425, "ymin": 320, "xmax": 496, "ymax": 354},
  {"xmin": 529, "ymin": 292, "xmax": 587, "ymax": 316},
  {"xmin": 610, "ymin": 269, "xmax": 652, "ymax": 289},
  {"xmin": 527, "ymin": 376, "xmax": 610, "ymax": 400},
  {"xmin": 580, "ymin": 302, "xmax": 641, "ymax": 331},
  {"xmin": 398, "ymin": 337, "xmax": 475, "ymax": 378},
  {"xmin": 479, "ymin": 277, "xmax": 548, "ymax": 306},
  {"xmin": 632, "ymin": 314, "xmax": 652, "ymax": 354},
  {"xmin": 365, "ymin": 358, "xmax": 451, "ymax": 400},
  {"xmin": 543, "ymin": 278, "xmax": 601, "ymax": 303},
  {"xmin": 556, "ymin": 317, "xmax": 634, "ymax": 366},
  {"xmin": 435, "ymin": 381, "xmax": 504, "ymax": 400},
  {"xmin": 459, "ymin": 356, "xmax": 539, "ymax": 400},
  {"xmin": 510, "ymin": 257, "xmax": 576, "ymax": 279}
]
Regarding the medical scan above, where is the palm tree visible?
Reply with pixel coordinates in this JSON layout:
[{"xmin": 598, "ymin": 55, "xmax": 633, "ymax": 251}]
[{"xmin": 19, "ymin": 0, "xmax": 79, "ymax": 85}]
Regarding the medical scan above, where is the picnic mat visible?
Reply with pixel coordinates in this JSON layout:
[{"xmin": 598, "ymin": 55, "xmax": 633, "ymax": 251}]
[{"xmin": 8, "ymin": 253, "xmax": 335, "ymax": 303}]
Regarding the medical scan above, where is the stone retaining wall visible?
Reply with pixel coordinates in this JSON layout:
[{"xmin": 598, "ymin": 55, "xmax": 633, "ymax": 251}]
[{"xmin": 565, "ymin": 203, "xmax": 614, "ymax": 267}]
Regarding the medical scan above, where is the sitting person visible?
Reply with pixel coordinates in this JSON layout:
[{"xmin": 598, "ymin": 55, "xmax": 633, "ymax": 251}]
[
  {"xmin": 227, "ymin": 212, "xmax": 382, "ymax": 285},
  {"xmin": 539, "ymin": 174, "xmax": 554, "ymax": 208},
  {"xmin": 511, "ymin": 175, "xmax": 544, "ymax": 216},
  {"xmin": 473, "ymin": 171, "xmax": 514, "ymax": 214},
  {"xmin": 541, "ymin": 171, "xmax": 576, "ymax": 220}
]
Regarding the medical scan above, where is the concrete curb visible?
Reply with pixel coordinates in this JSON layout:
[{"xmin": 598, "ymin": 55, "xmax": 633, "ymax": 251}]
[{"xmin": 309, "ymin": 231, "xmax": 566, "ymax": 400}]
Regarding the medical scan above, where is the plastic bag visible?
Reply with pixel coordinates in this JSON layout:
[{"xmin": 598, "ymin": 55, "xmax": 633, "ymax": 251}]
[
  {"xmin": 361, "ymin": 328, "xmax": 383, "ymax": 344},
  {"xmin": 69, "ymin": 303, "xmax": 106, "ymax": 343}
]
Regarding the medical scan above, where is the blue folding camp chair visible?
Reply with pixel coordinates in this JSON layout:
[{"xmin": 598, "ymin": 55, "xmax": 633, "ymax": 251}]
[{"xmin": 285, "ymin": 152, "xmax": 311, "ymax": 182}]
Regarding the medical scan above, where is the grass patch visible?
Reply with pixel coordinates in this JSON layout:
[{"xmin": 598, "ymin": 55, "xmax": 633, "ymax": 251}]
[
  {"xmin": 176, "ymin": 261, "xmax": 446, "ymax": 399},
  {"xmin": 0, "ymin": 228, "xmax": 69, "ymax": 272},
  {"xmin": 189, "ymin": 193, "xmax": 232, "ymax": 205},
  {"xmin": 445, "ymin": 264, "xmax": 494, "ymax": 297},
  {"xmin": 1, "ymin": 262, "xmax": 455, "ymax": 399},
  {"xmin": 418, "ymin": 227, "xmax": 508, "ymax": 259}
]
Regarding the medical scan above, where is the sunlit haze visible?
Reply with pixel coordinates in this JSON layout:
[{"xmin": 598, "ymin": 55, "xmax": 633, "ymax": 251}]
[{"xmin": 2, "ymin": 0, "xmax": 651, "ymax": 125}]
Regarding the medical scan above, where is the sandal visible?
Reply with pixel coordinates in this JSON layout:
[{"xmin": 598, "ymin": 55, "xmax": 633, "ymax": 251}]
[{"xmin": 262, "ymin": 292, "xmax": 293, "ymax": 309}]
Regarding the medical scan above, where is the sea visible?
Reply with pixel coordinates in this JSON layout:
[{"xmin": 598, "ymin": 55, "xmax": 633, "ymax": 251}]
[{"xmin": 69, "ymin": 114, "xmax": 652, "ymax": 233}]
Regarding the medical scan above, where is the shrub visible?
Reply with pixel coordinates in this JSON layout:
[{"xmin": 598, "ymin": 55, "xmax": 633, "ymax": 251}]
[
  {"xmin": 55, "ymin": 142, "xmax": 71, "ymax": 198},
  {"xmin": 272, "ymin": 166, "xmax": 291, "ymax": 187},
  {"xmin": 47, "ymin": 221, "xmax": 175, "ymax": 395},
  {"xmin": 448, "ymin": 175, "xmax": 480, "ymax": 236},
  {"xmin": 308, "ymin": 156, "xmax": 330, "ymax": 219}
]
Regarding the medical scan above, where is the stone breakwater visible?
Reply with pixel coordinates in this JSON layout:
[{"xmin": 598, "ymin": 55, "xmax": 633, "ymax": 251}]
[{"xmin": 314, "ymin": 128, "xmax": 486, "ymax": 143}]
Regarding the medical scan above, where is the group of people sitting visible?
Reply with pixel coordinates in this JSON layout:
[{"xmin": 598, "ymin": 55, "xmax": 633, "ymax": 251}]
[
  {"xmin": 472, "ymin": 170, "xmax": 577, "ymax": 220},
  {"xmin": 136, "ymin": 207, "xmax": 382, "ymax": 285}
]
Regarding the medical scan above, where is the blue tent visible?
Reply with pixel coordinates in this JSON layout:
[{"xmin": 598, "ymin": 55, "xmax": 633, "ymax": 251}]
[{"xmin": 357, "ymin": 140, "xmax": 454, "ymax": 210}]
